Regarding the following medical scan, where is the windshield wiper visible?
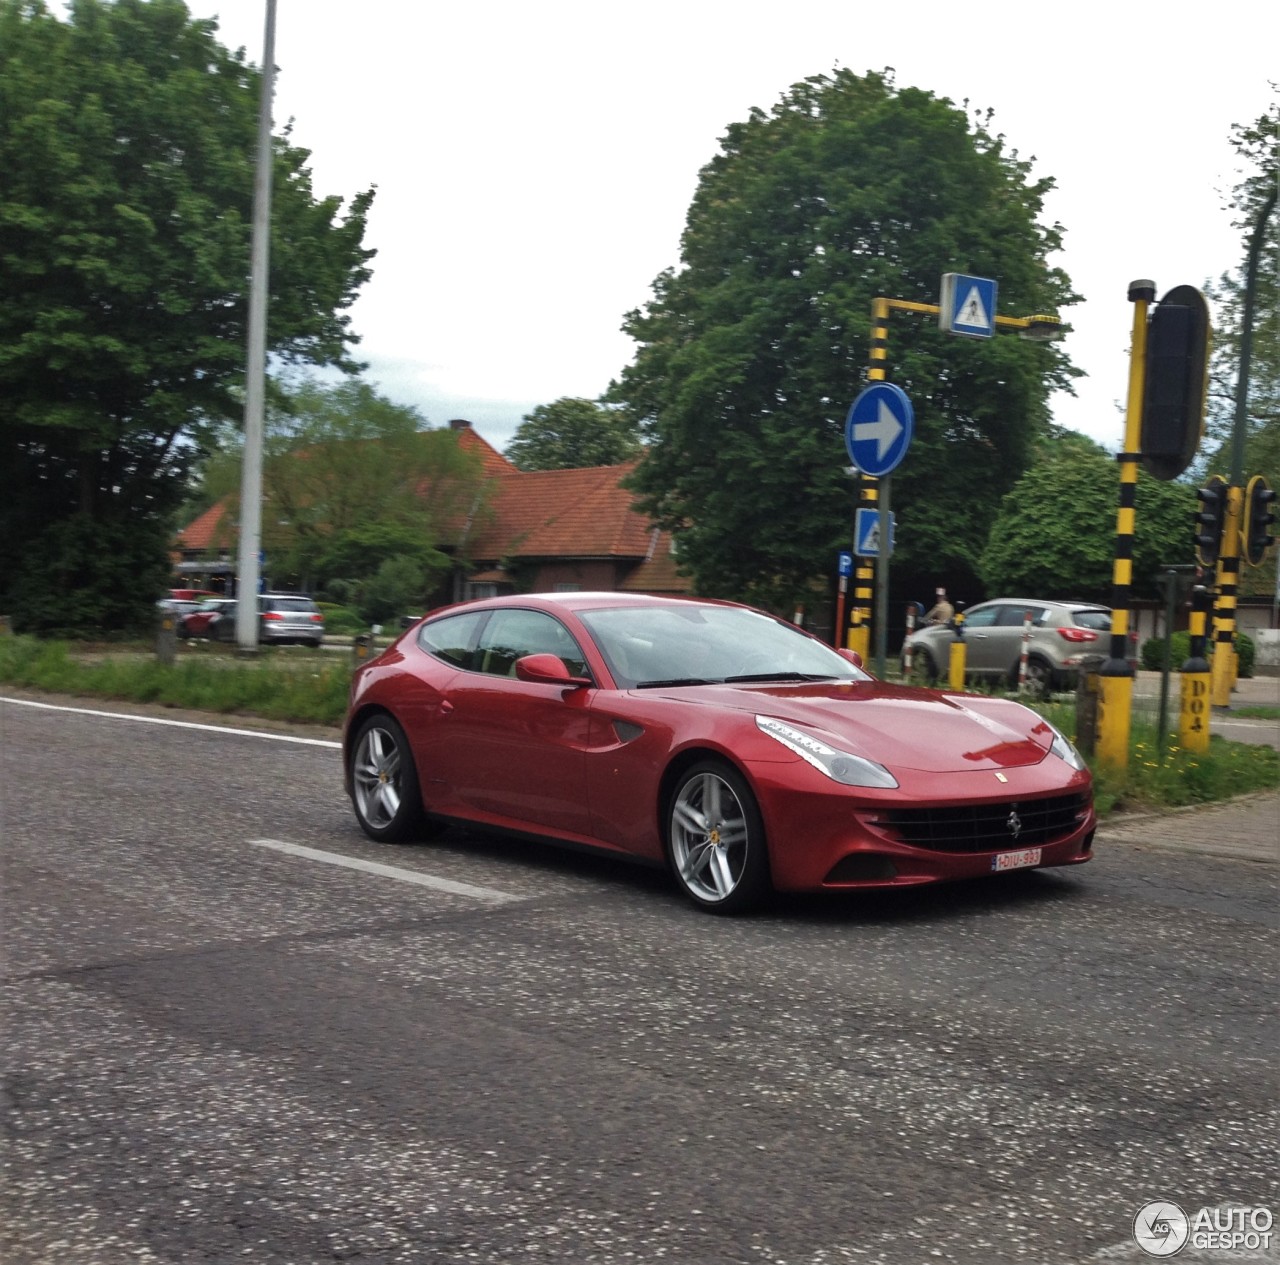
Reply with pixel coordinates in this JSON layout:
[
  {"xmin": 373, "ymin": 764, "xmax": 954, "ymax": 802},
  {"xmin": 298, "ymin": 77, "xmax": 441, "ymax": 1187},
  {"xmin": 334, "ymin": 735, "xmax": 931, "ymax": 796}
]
[
  {"xmin": 635, "ymin": 677, "xmax": 723, "ymax": 689},
  {"xmin": 723, "ymin": 671, "xmax": 841, "ymax": 684}
]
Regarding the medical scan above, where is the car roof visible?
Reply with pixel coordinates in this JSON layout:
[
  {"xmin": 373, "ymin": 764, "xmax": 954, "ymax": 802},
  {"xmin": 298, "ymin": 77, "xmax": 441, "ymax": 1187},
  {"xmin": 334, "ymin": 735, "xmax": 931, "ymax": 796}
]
[{"xmin": 431, "ymin": 591, "xmax": 748, "ymax": 617}]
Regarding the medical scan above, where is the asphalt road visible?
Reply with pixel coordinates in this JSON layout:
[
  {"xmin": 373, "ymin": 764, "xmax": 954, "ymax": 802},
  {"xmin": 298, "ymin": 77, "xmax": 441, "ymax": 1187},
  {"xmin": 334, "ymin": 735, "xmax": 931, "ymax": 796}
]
[{"xmin": 2, "ymin": 695, "xmax": 1277, "ymax": 1265}]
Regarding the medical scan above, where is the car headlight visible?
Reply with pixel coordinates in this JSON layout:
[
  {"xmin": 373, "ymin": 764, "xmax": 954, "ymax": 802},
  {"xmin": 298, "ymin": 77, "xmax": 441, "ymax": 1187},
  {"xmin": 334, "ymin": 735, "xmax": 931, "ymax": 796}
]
[
  {"xmin": 756, "ymin": 716, "xmax": 898, "ymax": 788},
  {"xmin": 1046, "ymin": 722, "xmax": 1087, "ymax": 771}
]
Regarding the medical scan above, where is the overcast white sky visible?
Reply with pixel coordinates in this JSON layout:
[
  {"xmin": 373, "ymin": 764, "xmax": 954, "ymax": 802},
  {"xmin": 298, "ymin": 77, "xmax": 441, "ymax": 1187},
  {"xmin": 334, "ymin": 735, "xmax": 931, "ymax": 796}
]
[{"xmin": 182, "ymin": 0, "xmax": 1276, "ymax": 453}]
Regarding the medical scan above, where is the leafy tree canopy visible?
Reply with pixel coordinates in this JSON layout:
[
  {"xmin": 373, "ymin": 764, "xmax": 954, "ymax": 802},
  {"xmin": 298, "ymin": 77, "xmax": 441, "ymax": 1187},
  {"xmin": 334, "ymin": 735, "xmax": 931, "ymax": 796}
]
[
  {"xmin": 1202, "ymin": 104, "xmax": 1279, "ymax": 481},
  {"xmin": 979, "ymin": 429, "xmax": 1195, "ymax": 603},
  {"xmin": 199, "ymin": 378, "xmax": 488, "ymax": 601},
  {"xmin": 505, "ymin": 397, "xmax": 642, "ymax": 471},
  {"xmin": 0, "ymin": 0, "xmax": 375, "ymax": 632},
  {"xmin": 611, "ymin": 68, "xmax": 1079, "ymax": 612}
]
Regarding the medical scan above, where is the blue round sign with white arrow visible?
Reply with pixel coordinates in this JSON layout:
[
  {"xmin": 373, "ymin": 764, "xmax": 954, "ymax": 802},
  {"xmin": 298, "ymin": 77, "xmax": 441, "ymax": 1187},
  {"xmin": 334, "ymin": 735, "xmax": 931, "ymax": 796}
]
[{"xmin": 844, "ymin": 382, "xmax": 914, "ymax": 478}]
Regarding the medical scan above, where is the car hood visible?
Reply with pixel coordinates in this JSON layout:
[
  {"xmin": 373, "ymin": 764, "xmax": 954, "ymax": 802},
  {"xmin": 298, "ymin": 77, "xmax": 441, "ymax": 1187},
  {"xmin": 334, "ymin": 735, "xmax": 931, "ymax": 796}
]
[{"xmin": 643, "ymin": 680, "xmax": 1053, "ymax": 773}]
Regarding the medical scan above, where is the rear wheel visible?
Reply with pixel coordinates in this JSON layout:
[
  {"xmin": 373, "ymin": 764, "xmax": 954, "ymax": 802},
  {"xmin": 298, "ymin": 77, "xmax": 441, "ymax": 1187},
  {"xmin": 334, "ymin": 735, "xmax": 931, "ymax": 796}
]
[
  {"xmin": 349, "ymin": 714, "xmax": 438, "ymax": 843},
  {"xmin": 667, "ymin": 760, "xmax": 770, "ymax": 914},
  {"xmin": 1020, "ymin": 657, "xmax": 1053, "ymax": 699},
  {"xmin": 904, "ymin": 648, "xmax": 939, "ymax": 684}
]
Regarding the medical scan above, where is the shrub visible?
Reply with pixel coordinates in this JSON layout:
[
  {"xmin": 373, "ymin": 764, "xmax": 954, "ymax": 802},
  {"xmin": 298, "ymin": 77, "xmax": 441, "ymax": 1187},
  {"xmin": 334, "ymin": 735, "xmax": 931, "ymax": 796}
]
[{"xmin": 1139, "ymin": 629, "xmax": 1255, "ymax": 677}]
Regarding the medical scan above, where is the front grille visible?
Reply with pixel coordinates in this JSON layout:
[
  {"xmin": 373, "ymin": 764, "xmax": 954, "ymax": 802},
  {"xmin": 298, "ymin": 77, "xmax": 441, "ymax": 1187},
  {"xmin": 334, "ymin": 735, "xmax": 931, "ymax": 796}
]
[{"xmin": 871, "ymin": 793, "xmax": 1089, "ymax": 854}]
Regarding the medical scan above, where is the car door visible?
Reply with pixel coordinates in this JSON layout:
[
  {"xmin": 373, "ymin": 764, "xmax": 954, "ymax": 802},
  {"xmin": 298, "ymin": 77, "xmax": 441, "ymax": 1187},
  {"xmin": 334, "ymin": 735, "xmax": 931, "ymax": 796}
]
[
  {"xmin": 956, "ymin": 603, "xmax": 1004, "ymax": 677},
  {"xmin": 436, "ymin": 608, "xmax": 594, "ymax": 837}
]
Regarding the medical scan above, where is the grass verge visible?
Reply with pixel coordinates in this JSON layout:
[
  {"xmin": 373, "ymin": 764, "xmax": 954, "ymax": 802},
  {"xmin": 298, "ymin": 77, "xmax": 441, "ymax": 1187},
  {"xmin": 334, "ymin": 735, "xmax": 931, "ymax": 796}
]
[{"xmin": 2, "ymin": 637, "xmax": 1276, "ymax": 815}]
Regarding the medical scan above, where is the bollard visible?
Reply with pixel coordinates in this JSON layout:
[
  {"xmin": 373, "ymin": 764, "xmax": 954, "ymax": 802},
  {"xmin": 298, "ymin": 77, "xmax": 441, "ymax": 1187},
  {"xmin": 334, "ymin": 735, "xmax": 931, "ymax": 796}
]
[
  {"xmin": 353, "ymin": 633, "xmax": 373, "ymax": 667},
  {"xmin": 156, "ymin": 612, "xmax": 177, "ymax": 666},
  {"xmin": 1016, "ymin": 609, "xmax": 1033, "ymax": 690},
  {"xmin": 947, "ymin": 611, "xmax": 966, "ymax": 690},
  {"xmin": 1179, "ymin": 586, "xmax": 1212, "ymax": 753},
  {"xmin": 901, "ymin": 606, "xmax": 916, "ymax": 679},
  {"xmin": 1074, "ymin": 654, "xmax": 1106, "ymax": 758}
]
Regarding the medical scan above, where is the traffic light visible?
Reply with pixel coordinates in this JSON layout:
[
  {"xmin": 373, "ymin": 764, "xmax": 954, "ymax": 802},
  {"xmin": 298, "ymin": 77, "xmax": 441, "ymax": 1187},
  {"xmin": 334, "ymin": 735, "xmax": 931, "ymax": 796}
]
[
  {"xmin": 1141, "ymin": 285, "xmax": 1211, "ymax": 481},
  {"xmin": 1244, "ymin": 475, "xmax": 1276, "ymax": 567},
  {"xmin": 1194, "ymin": 475, "xmax": 1227, "ymax": 567}
]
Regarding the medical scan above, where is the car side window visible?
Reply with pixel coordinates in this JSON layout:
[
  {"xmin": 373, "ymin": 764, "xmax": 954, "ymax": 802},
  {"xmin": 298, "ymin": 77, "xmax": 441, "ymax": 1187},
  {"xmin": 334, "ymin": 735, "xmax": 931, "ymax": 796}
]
[
  {"xmin": 475, "ymin": 610, "xmax": 590, "ymax": 680},
  {"xmin": 995, "ymin": 605, "xmax": 1047, "ymax": 627},
  {"xmin": 962, "ymin": 606, "xmax": 1001, "ymax": 629},
  {"xmin": 418, "ymin": 611, "xmax": 485, "ymax": 669}
]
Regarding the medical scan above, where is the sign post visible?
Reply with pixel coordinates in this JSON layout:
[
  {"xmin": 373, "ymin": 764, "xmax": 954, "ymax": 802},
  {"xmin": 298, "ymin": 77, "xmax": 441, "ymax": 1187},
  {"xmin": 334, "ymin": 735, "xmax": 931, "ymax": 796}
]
[{"xmin": 845, "ymin": 383, "xmax": 914, "ymax": 677}]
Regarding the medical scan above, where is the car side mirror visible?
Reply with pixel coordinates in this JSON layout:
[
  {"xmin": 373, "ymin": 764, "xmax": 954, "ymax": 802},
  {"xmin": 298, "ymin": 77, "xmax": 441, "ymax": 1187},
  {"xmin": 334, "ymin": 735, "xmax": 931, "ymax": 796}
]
[
  {"xmin": 514, "ymin": 653, "xmax": 592, "ymax": 688},
  {"xmin": 837, "ymin": 648, "xmax": 864, "ymax": 669}
]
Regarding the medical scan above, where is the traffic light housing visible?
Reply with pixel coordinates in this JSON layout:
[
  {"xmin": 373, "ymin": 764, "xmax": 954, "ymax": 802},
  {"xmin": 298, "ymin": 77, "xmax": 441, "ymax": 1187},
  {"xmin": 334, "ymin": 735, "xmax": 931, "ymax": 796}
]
[
  {"xmin": 1194, "ymin": 475, "xmax": 1227, "ymax": 567},
  {"xmin": 1244, "ymin": 474, "xmax": 1276, "ymax": 567},
  {"xmin": 1141, "ymin": 285, "xmax": 1211, "ymax": 481}
]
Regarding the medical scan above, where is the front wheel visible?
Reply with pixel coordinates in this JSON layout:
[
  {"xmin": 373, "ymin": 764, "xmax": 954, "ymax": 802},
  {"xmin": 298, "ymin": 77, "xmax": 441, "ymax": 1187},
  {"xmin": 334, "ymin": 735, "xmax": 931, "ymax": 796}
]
[
  {"xmin": 667, "ymin": 760, "xmax": 770, "ymax": 914},
  {"xmin": 349, "ymin": 713, "xmax": 433, "ymax": 843}
]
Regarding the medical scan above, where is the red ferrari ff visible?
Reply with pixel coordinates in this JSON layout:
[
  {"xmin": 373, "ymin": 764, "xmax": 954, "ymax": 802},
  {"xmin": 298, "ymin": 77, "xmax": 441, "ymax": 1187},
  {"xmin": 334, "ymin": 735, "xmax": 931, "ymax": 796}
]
[{"xmin": 343, "ymin": 593, "xmax": 1094, "ymax": 913}]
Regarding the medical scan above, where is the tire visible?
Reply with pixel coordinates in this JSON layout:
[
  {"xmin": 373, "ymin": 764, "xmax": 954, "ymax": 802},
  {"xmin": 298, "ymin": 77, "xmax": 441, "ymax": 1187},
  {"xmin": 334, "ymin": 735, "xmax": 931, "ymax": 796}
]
[
  {"xmin": 1021, "ymin": 657, "xmax": 1053, "ymax": 700},
  {"xmin": 904, "ymin": 648, "xmax": 939, "ymax": 685},
  {"xmin": 349, "ymin": 713, "xmax": 431, "ymax": 843},
  {"xmin": 666, "ymin": 760, "xmax": 771, "ymax": 914}
]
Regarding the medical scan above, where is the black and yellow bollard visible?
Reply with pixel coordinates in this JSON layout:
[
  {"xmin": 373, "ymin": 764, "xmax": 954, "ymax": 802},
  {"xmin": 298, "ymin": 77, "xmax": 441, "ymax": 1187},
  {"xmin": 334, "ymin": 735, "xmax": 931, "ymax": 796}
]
[
  {"xmin": 1098, "ymin": 280, "xmax": 1157, "ymax": 769},
  {"xmin": 1179, "ymin": 585, "xmax": 1212, "ymax": 752},
  {"xmin": 353, "ymin": 632, "xmax": 373, "ymax": 667},
  {"xmin": 947, "ymin": 610, "xmax": 966, "ymax": 690}
]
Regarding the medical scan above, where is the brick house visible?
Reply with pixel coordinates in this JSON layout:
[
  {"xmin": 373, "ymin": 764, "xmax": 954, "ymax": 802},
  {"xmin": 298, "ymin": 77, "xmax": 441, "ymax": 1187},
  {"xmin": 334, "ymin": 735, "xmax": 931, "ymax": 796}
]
[{"xmin": 173, "ymin": 419, "xmax": 690, "ymax": 602}]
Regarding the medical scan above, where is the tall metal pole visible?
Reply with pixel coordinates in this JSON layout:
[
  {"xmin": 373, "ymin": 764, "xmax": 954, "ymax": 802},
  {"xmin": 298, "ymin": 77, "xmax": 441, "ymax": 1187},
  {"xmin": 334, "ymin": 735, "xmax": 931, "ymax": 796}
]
[
  {"xmin": 1096, "ymin": 279, "xmax": 1155, "ymax": 769},
  {"xmin": 235, "ymin": 0, "xmax": 277, "ymax": 651}
]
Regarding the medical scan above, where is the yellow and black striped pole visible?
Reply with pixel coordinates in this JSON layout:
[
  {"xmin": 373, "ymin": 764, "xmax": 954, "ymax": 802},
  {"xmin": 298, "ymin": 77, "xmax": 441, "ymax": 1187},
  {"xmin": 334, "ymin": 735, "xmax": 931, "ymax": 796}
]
[
  {"xmin": 847, "ymin": 297, "xmax": 894, "ymax": 657},
  {"xmin": 1179, "ymin": 585, "xmax": 1212, "ymax": 752},
  {"xmin": 1097, "ymin": 280, "xmax": 1156, "ymax": 768},
  {"xmin": 848, "ymin": 476, "xmax": 875, "ymax": 657},
  {"xmin": 1210, "ymin": 486, "xmax": 1244, "ymax": 706}
]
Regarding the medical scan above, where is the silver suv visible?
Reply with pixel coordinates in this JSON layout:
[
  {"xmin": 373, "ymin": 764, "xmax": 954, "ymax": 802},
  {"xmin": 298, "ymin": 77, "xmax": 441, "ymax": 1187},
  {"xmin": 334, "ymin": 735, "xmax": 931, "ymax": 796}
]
[
  {"xmin": 902, "ymin": 598, "xmax": 1111, "ymax": 694},
  {"xmin": 211, "ymin": 594, "xmax": 326, "ymax": 647}
]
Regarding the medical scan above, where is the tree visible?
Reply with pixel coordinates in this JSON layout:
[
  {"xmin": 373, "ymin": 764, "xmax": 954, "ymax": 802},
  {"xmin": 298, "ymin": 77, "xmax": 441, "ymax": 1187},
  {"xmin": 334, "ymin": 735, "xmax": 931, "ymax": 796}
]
[
  {"xmin": 0, "ymin": 0, "xmax": 375, "ymax": 633},
  {"xmin": 1200, "ymin": 105, "xmax": 1278, "ymax": 596},
  {"xmin": 1202, "ymin": 106, "xmax": 1279, "ymax": 475},
  {"xmin": 610, "ymin": 69, "xmax": 1079, "ymax": 613},
  {"xmin": 200, "ymin": 378, "xmax": 488, "ymax": 601},
  {"xmin": 505, "ymin": 397, "xmax": 641, "ymax": 471},
  {"xmin": 979, "ymin": 430, "xmax": 1195, "ymax": 602}
]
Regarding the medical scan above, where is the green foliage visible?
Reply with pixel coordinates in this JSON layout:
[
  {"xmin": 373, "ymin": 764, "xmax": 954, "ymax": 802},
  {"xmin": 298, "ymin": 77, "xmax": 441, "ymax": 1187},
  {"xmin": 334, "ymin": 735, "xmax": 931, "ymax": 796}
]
[
  {"xmin": 612, "ymin": 68, "xmax": 1079, "ymax": 611},
  {"xmin": 198, "ymin": 377, "xmax": 483, "ymax": 596},
  {"xmin": 506, "ymin": 397, "xmax": 641, "ymax": 471},
  {"xmin": 356, "ymin": 555, "xmax": 426, "ymax": 625},
  {"xmin": 1137, "ymin": 629, "xmax": 1253, "ymax": 676},
  {"xmin": 0, "ymin": 634, "xmax": 351, "ymax": 726},
  {"xmin": 0, "ymin": 0, "xmax": 374, "ymax": 632},
  {"xmin": 979, "ymin": 430, "xmax": 1196, "ymax": 601}
]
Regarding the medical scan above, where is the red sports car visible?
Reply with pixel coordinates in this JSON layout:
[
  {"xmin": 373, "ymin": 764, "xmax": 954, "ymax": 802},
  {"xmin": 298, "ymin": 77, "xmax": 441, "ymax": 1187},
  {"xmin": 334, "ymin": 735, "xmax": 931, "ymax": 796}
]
[{"xmin": 342, "ymin": 593, "xmax": 1095, "ymax": 913}]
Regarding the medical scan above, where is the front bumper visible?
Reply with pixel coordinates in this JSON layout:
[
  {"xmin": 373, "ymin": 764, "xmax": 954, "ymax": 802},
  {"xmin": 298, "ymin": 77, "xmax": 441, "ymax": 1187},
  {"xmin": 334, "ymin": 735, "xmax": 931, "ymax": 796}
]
[{"xmin": 750, "ymin": 759, "xmax": 1095, "ymax": 891}]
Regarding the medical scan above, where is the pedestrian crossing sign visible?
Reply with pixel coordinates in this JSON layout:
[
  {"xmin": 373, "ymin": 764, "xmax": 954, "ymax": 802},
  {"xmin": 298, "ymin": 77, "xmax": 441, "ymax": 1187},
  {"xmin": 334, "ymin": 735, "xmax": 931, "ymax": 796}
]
[
  {"xmin": 939, "ymin": 273, "xmax": 997, "ymax": 339},
  {"xmin": 855, "ymin": 507, "xmax": 896, "ymax": 557}
]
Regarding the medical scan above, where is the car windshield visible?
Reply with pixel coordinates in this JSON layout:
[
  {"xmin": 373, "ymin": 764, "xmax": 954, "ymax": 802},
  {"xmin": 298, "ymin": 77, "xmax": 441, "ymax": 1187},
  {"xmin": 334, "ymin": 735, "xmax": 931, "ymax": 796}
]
[{"xmin": 579, "ymin": 604, "xmax": 868, "ymax": 689}]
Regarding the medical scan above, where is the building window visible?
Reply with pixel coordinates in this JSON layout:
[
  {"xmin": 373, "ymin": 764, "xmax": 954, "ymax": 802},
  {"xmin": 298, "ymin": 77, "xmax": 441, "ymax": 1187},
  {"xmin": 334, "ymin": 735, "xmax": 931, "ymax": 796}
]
[{"xmin": 552, "ymin": 583, "xmax": 581, "ymax": 592}]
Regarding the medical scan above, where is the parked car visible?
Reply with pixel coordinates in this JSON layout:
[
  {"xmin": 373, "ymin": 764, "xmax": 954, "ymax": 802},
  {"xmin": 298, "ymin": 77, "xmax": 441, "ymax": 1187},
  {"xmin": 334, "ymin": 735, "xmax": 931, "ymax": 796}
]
[
  {"xmin": 178, "ymin": 598, "xmax": 237, "ymax": 639},
  {"xmin": 342, "ymin": 592, "xmax": 1094, "ymax": 914},
  {"xmin": 902, "ymin": 598, "xmax": 1112, "ymax": 694},
  {"xmin": 210, "ymin": 594, "xmax": 326, "ymax": 646}
]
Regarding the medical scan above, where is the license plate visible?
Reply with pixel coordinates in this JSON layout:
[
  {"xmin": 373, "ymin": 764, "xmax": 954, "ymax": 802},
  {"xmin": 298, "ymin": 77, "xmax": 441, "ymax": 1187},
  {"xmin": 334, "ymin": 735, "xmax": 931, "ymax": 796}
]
[{"xmin": 992, "ymin": 847, "xmax": 1042, "ymax": 872}]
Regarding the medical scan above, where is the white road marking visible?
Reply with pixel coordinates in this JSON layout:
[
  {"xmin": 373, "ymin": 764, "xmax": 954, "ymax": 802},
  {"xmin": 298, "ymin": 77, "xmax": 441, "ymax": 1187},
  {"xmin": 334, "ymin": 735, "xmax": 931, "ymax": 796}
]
[
  {"xmin": 249, "ymin": 838, "xmax": 522, "ymax": 904},
  {"xmin": 0, "ymin": 695, "xmax": 342, "ymax": 748}
]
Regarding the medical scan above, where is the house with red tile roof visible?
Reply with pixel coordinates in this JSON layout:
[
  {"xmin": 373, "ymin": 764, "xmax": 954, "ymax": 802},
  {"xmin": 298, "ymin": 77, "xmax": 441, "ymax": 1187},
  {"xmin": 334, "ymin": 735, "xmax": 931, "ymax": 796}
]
[{"xmin": 173, "ymin": 419, "xmax": 690, "ymax": 600}]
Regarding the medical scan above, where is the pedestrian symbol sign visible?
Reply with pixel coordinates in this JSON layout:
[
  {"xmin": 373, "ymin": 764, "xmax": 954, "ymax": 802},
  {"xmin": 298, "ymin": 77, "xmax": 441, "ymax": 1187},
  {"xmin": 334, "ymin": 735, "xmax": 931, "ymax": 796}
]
[
  {"xmin": 939, "ymin": 273, "xmax": 997, "ymax": 339},
  {"xmin": 854, "ymin": 507, "xmax": 895, "ymax": 557}
]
